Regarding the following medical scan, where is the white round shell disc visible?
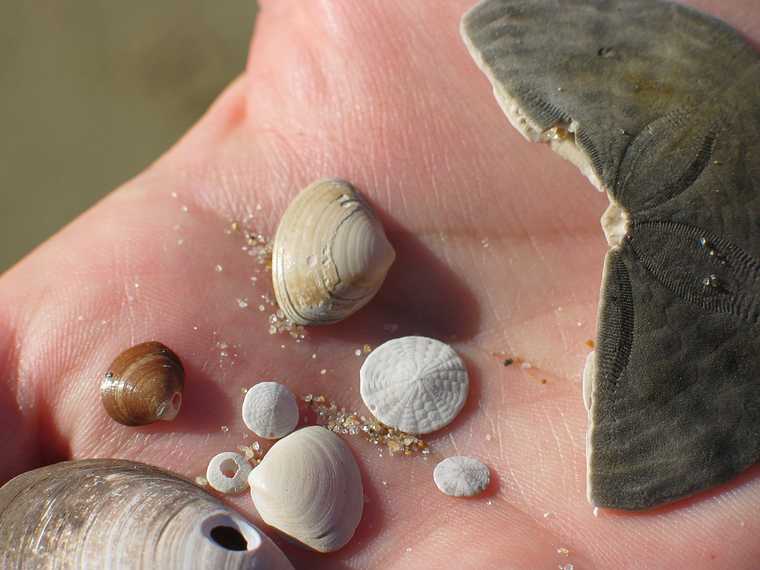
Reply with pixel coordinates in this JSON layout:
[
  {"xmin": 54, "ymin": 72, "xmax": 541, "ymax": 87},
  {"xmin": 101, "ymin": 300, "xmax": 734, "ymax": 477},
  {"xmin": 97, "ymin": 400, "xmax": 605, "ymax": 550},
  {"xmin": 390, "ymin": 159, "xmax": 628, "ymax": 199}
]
[
  {"xmin": 433, "ymin": 456, "xmax": 490, "ymax": 497},
  {"xmin": 206, "ymin": 452, "xmax": 253, "ymax": 495},
  {"xmin": 359, "ymin": 336, "xmax": 469, "ymax": 434},
  {"xmin": 242, "ymin": 381, "xmax": 299, "ymax": 439}
]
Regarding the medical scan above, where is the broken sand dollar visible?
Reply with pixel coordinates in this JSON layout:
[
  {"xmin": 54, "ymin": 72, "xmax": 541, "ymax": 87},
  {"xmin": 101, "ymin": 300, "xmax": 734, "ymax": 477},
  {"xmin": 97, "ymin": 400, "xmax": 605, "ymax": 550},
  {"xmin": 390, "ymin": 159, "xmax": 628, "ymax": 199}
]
[
  {"xmin": 433, "ymin": 456, "xmax": 490, "ymax": 497},
  {"xmin": 248, "ymin": 426, "xmax": 363, "ymax": 553},
  {"xmin": 0, "ymin": 459, "xmax": 294, "ymax": 569},
  {"xmin": 360, "ymin": 336, "xmax": 469, "ymax": 434},
  {"xmin": 582, "ymin": 351, "xmax": 596, "ymax": 412},
  {"xmin": 206, "ymin": 452, "xmax": 253, "ymax": 495},
  {"xmin": 462, "ymin": 0, "xmax": 760, "ymax": 509},
  {"xmin": 242, "ymin": 382, "xmax": 299, "ymax": 439},
  {"xmin": 272, "ymin": 178, "xmax": 396, "ymax": 326}
]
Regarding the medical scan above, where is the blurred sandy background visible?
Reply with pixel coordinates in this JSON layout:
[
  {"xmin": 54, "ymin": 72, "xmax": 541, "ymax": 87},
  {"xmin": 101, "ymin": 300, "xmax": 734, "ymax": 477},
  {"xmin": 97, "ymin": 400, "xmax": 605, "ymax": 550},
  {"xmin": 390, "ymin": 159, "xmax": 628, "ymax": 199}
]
[{"xmin": 0, "ymin": 2, "xmax": 258, "ymax": 272}]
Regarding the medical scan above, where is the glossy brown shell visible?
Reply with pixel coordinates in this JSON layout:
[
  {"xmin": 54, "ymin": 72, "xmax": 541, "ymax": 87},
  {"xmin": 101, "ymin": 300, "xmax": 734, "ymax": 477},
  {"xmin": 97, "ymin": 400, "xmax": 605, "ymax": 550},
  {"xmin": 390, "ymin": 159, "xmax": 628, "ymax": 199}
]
[{"xmin": 101, "ymin": 341, "xmax": 184, "ymax": 426}]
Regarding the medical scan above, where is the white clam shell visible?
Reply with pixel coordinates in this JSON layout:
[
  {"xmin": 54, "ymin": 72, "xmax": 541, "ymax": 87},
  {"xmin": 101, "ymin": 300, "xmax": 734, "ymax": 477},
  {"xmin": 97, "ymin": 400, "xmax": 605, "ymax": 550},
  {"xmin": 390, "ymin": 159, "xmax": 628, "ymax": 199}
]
[
  {"xmin": 359, "ymin": 336, "xmax": 469, "ymax": 434},
  {"xmin": 272, "ymin": 178, "xmax": 396, "ymax": 326},
  {"xmin": 206, "ymin": 452, "xmax": 253, "ymax": 495},
  {"xmin": 248, "ymin": 426, "xmax": 364, "ymax": 553},
  {"xmin": 242, "ymin": 381, "xmax": 299, "ymax": 439},
  {"xmin": 0, "ymin": 459, "xmax": 294, "ymax": 569},
  {"xmin": 433, "ymin": 456, "xmax": 490, "ymax": 497}
]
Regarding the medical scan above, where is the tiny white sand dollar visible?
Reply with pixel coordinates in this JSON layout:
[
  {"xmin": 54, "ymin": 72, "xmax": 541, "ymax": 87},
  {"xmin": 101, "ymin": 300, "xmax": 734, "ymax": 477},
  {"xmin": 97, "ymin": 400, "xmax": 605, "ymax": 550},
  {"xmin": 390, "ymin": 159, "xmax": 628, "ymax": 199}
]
[
  {"xmin": 206, "ymin": 452, "xmax": 253, "ymax": 495},
  {"xmin": 359, "ymin": 336, "xmax": 469, "ymax": 434},
  {"xmin": 242, "ymin": 381, "xmax": 299, "ymax": 439},
  {"xmin": 433, "ymin": 456, "xmax": 490, "ymax": 497},
  {"xmin": 248, "ymin": 426, "xmax": 363, "ymax": 553}
]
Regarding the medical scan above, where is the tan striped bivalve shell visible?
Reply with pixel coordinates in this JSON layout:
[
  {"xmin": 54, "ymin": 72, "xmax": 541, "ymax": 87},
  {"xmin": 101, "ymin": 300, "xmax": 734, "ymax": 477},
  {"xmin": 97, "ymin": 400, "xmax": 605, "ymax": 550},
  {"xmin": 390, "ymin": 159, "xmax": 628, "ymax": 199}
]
[
  {"xmin": 360, "ymin": 336, "xmax": 469, "ymax": 434},
  {"xmin": 0, "ymin": 459, "xmax": 294, "ymax": 569},
  {"xmin": 242, "ymin": 381, "xmax": 299, "ymax": 439},
  {"xmin": 248, "ymin": 426, "xmax": 364, "ymax": 553},
  {"xmin": 206, "ymin": 452, "xmax": 253, "ymax": 495},
  {"xmin": 272, "ymin": 178, "xmax": 396, "ymax": 326},
  {"xmin": 433, "ymin": 456, "xmax": 490, "ymax": 497},
  {"xmin": 101, "ymin": 341, "xmax": 184, "ymax": 426}
]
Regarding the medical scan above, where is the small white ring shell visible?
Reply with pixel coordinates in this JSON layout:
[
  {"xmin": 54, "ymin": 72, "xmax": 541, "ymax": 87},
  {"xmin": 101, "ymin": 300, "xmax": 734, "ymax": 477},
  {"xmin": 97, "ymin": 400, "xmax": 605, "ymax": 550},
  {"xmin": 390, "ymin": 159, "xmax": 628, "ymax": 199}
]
[
  {"xmin": 433, "ymin": 456, "xmax": 490, "ymax": 497},
  {"xmin": 359, "ymin": 336, "xmax": 469, "ymax": 434},
  {"xmin": 242, "ymin": 382, "xmax": 299, "ymax": 439},
  {"xmin": 206, "ymin": 452, "xmax": 252, "ymax": 495}
]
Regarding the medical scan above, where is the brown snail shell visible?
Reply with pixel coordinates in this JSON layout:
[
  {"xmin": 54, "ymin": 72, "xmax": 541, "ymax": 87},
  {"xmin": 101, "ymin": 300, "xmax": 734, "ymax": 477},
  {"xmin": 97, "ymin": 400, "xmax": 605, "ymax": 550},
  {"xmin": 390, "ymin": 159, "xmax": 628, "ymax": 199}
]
[
  {"xmin": 101, "ymin": 341, "xmax": 184, "ymax": 426},
  {"xmin": 0, "ymin": 459, "xmax": 294, "ymax": 569}
]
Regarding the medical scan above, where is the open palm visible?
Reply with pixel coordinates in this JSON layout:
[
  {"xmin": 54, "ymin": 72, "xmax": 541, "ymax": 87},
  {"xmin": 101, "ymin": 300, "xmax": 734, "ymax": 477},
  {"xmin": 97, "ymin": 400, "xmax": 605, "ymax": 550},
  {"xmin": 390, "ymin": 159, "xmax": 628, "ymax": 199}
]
[{"xmin": 2, "ymin": 1, "xmax": 759, "ymax": 568}]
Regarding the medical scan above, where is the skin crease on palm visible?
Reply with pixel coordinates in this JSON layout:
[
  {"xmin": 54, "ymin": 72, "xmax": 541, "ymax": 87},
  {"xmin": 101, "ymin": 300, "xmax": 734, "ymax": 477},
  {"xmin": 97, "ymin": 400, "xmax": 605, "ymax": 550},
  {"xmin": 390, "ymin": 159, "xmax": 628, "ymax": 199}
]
[{"xmin": 1, "ymin": 0, "xmax": 759, "ymax": 568}]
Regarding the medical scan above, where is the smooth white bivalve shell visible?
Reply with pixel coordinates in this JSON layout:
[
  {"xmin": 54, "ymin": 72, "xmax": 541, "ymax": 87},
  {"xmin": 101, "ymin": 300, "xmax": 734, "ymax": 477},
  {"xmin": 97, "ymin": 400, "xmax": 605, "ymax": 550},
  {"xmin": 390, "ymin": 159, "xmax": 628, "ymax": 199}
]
[
  {"xmin": 360, "ymin": 336, "xmax": 469, "ymax": 434},
  {"xmin": 433, "ymin": 456, "xmax": 490, "ymax": 497},
  {"xmin": 272, "ymin": 178, "xmax": 396, "ymax": 326},
  {"xmin": 207, "ymin": 452, "xmax": 253, "ymax": 495},
  {"xmin": 0, "ymin": 459, "xmax": 294, "ymax": 569},
  {"xmin": 248, "ymin": 426, "xmax": 364, "ymax": 553},
  {"xmin": 242, "ymin": 381, "xmax": 299, "ymax": 439}
]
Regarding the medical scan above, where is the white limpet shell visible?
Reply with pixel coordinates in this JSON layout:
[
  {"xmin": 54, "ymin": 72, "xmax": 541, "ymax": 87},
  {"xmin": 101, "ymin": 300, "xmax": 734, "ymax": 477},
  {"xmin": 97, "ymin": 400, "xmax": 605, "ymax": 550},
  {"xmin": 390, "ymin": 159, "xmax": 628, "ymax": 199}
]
[
  {"xmin": 359, "ymin": 336, "xmax": 469, "ymax": 434},
  {"xmin": 248, "ymin": 426, "xmax": 363, "ymax": 553},
  {"xmin": 207, "ymin": 452, "xmax": 253, "ymax": 495},
  {"xmin": 433, "ymin": 456, "xmax": 490, "ymax": 497},
  {"xmin": 242, "ymin": 382, "xmax": 299, "ymax": 439},
  {"xmin": 272, "ymin": 178, "xmax": 396, "ymax": 326}
]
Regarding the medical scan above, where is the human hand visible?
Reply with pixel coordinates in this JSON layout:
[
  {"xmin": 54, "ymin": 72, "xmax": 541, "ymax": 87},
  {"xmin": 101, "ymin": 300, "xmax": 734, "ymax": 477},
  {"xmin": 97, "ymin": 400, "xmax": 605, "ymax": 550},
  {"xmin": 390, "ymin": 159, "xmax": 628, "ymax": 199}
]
[{"xmin": 1, "ymin": 1, "xmax": 759, "ymax": 568}]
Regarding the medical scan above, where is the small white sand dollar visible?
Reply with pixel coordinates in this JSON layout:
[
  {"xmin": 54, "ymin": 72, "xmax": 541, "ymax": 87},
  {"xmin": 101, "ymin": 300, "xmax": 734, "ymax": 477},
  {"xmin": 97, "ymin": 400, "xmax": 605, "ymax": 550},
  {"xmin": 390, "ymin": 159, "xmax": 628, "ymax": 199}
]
[
  {"xmin": 206, "ymin": 452, "xmax": 252, "ymax": 495},
  {"xmin": 433, "ymin": 456, "xmax": 490, "ymax": 497},
  {"xmin": 359, "ymin": 336, "xmax": 469, "ymax": 434},
  {"xmin": 242, "ymin": 381, "xmax": 299, "ymax": 439}
]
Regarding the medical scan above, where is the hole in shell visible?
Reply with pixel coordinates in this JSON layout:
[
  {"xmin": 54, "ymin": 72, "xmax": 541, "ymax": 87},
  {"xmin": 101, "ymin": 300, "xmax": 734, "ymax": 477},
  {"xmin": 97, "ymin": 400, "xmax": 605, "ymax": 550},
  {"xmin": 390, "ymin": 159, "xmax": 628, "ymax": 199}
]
[
  {"xmin": 220, "ymin": 458, "xmax": 239, "ymax": 478},
  {"xmin": 210, "ymin": 526, "xmax": 248, "ymax": 551}
]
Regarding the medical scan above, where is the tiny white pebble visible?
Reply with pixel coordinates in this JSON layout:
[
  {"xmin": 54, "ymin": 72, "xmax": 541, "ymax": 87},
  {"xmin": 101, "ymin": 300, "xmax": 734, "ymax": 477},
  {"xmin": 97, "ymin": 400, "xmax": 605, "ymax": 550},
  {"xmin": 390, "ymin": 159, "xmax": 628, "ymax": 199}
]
[
  {"xmin": 256, "ymin": 203, "xmax": 262, "ymax": 211},
  {"xmin": 177, "ymin": 239, "xmax": 184, "ymax": 246},
  {"xmin": 192, "ymin": 325, "xmax": 199, "ymax": 331},
  {"xmin": 405, "ymin": 547, "xmax": 412, "ymax": 553},
  {"xmin": 320, "ymin": 369, "xmax": 327, "ymax": 375},
  {"xmin": 237, "ymin": 298, "xmax": 249, "ymax": 309},
  {"xmin": 206, "ymin": 452, "xmax": 252, "ymax": 494},
  {"xmin": 258, "ymin": 305, "xmax": 266, "ymax": 312},
  {"xmin": 381, "ymin": 480, "xmax": 388, "ymax": 486},
  {"xmin": 214, "ymin": 264, "xmax": 223, "ymax": 273},
  {"xmin": 311, "ymin": 353, "xmax": 317, "ymax": 359},
  {"xmin": 557, "ymin": 547, "xmax": 570, "ymax": 556},
  {"xmin": 220, "ymin": 425, "xmax": 230, "ymax": 433},
  {"xmin": 543, "ymin": 511, "xmax": 554, "ymax": 519},
  {"xmin": 170, "ymin": 191, "xmax": 178, "ymax": 199},
  {"xmin": 487, "ymin": 500, "xmax": 493, "ymax": 505},
  {"xmin": 434, "ymin": 456, "xmax": 490, "ymax": 497},
  {"xmin": 354, "ymin": 349, "xmax": 362, "ymax": 356},
  {"xmin": 180, "ymin": 205, "xmax": 189, "ymax": 213},
  {"xmin": 485, "ymin": 433, "xmax": 493, "ymax": 441}
]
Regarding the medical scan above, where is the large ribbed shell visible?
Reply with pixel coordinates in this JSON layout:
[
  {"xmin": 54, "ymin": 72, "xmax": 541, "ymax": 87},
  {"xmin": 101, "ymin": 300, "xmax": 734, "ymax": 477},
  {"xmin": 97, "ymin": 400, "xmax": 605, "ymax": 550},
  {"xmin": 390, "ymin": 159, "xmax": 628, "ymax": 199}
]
[
  {"xmin": 360, "ymin": 336, "xmax": 469, "ymax": 434},
  {"xmin": 248, "ymin": 426, "xmax": 364, "ymax": 553},
  {"xmin": 272, "ymin": 178, "xmax": 396, "ymax": 326},
  {"xmin": 0, "ymin": 459, "xmax": 293, "ymax": 569}
]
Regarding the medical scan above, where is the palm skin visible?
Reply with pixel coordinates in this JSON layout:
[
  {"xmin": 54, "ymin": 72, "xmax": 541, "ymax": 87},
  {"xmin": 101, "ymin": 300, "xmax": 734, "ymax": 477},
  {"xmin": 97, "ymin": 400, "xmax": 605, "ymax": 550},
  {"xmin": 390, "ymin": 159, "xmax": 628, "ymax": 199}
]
[{"xmin": 1, "ymin": 1, "xmax": 759, "ymax": 568}]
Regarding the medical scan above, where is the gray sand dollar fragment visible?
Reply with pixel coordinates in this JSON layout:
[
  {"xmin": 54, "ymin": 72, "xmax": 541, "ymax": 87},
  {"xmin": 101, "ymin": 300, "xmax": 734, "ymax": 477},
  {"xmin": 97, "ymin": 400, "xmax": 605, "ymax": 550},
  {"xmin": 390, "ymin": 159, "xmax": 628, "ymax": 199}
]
[{"xmin": 462, "ymin": 0, "xmax": 760, "ymax": 510}]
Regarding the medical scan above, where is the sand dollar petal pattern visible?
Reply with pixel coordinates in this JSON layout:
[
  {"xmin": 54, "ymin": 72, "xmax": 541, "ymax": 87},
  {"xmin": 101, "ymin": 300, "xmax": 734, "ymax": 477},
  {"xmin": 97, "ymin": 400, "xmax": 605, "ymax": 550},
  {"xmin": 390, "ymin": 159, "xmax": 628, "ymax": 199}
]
[{"xmin": 360, "ymin": 336, "xmax": 469, "ymax": 434}]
